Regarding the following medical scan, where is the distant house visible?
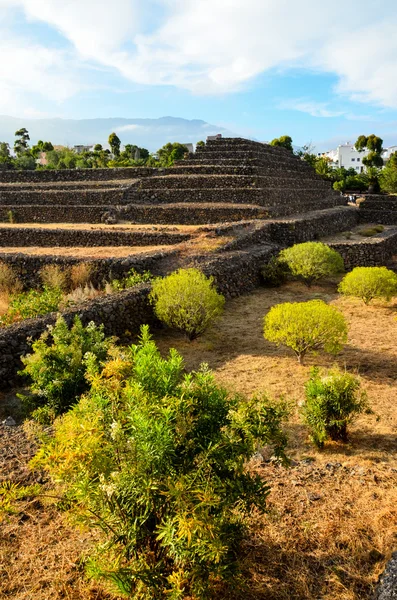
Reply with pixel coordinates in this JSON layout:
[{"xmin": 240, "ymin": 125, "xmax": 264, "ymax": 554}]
[
  {"xmin": 206, "ymin": 134, "xmax": 223, "ymax": 141},
  {"xmin": 182, "ymin": 143, "xmax": 194, "ymax": 153},
  {"xmin": 73, "ymin": 145, "xmax": 94, "ymax": 154}
]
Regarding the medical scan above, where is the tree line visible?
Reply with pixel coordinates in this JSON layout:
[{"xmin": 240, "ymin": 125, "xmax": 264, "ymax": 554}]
[
  {"xmin": 270, "ymin": 133, "xmax": 397, "ymax": 193},
  {"xmin": 0, "ymin": 128, "xmax": 190, "ymax": 171}
]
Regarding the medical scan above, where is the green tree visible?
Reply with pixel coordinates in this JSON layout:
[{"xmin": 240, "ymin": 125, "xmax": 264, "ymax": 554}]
[
  {"xmin": 302, "ymin": 367, "xmax": 370, "ymax": 447},
  {"xmin": 380, "ymin": 152, "xmax": 397, "ymax": 192},
  {"xmin": 279, "ymin": 242, "xmax": 344, "ymax": 286},
  {"xmin": 14, "ymin": 127, "xmax": 30, "ymax": 156},
  {"xmin": 263, "ymin": 300, "xmax": 348, "ymax": 364},
  {"xmin": 19, "ymin": 315, "xmax": 115, "ymax": 421},
  {"xmin": 108, "ymin": 132, "xmax": 121, "ymax": 157},
  {"xmin": 270, "ymin": 135, "xmax": 293, "ymax": 153},
  {"xmin": 31, "ymin": 140, "xmax": 54, "ymax": 158},
  {"xmin": 338, "ymin": 266, "xmax": 397, "ymax": 304},
  {"xmin": 14, "ymin": 153, "xmax": 37, "ymax": 170},
  {"xmin": 157, "ymin": 142, "xmax": 189, "ymax": 166},
  {"xmin": 93, "ymin": 144, "xmax": 103, "ymax": 152},
  {"xmin": 150, "ymin": 268, "xmax": 225, "ymax": 340},
  {"xmin": 355, "ymin": 134, "xmax": 384, "ymax": 170},
  {"xmin": 0, "ymin": 142, "xmax": 14, "ymax": 169},
  {"xmin": 32, "ymin": 326, "xmax": 289, "ymax": 598}
]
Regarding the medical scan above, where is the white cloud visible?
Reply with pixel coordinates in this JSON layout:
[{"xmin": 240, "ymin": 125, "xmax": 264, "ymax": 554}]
[
  {"xmin": 115, "ymin": 124, "xmax": 142, "ymax": 132},
  {"xmin": 279, "ymin": 99, "xmax": 344, "ymax": 118},
  {"xmin": 2, "ymin": 0, "xmax": 397, "ymax": 110}
]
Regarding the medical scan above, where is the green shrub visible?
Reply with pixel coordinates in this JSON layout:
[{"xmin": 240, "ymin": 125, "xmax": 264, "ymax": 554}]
[
  {"xmin": 279, "ymin": 242, "xmax": 344, "ymax": 286},
  {"xmin": 0, "ymin": 286, "xmax": 63, "ymax": 326},
  {"xmin": 19, "ymin": 315, "xmax": 115, "ymax": 421},
  {"xmin": 338, "ymin": 266, "xmax": 397, "ymax": 304},
  {"xmin": 261, "ymin": 256, "xmax": 290, "ymax": 287},
  {"xmin": 150, "ymin": 268, "xmax": 225, "ymax": 340},
  {"xmin": 263, "ymin": 300, "xmax": 348, "ymax": 364},
  {"xmin": 32, "ymin": 326, "xmax": 288, "ymax": 598},
  {"xmin": 357, "ymin": 225, "xmax": 384, "ymax": 237},
  {"xmin": 302, "ymin": 368, "xmax": 370, "ymax": 447},
  {"xmin": 110, "ymin": 268, "xmax": 153, "ymax": 291}
]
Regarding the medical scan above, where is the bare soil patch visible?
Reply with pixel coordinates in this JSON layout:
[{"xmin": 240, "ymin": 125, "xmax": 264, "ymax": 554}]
[{"xmin": 1, "ymin": 282, "xmax": 396, "ymax": 599}]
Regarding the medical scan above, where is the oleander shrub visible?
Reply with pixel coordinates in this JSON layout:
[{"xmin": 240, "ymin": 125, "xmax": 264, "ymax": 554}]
[
  {"xmin": 261, "ymin": 256, "xmax": 290, "ymax": 287},
  {"xmin": 31, "ymin": 325, "xmax": 289, "ymax": 598},
  {"xmin": 0, "ymin": 261, "xmax": 22, "ymax": 294},
  {"xmin": 338, "ymin": 266, "xmax": 397, "ymax": 304},
  {"xmin": 70, "ymin": 262, "xmax": 94, "ymax": 290},
  {"xmin": 110, "ymin": 268, "xmax": 153, "ymax": 291},
  {"xmin": 263, "ymin": 300, "xmax": 348, "ymax": 364},
  {"xmin": 19, "ymin": 315, "xmax": 115, "ymax": 422},
  {"xmin": 150, "ymin": 268, "xmax": 225, "ymax": 340},
  {"xmin": 279, "ymin": 242, "xmax": 344, "ymax": 286},
  {"xmin": 0, "ymin": 286, "xmax": 63, "ymax": 326},
  {"xmin": 302, "ymin": 367, "xmax": 370, "ymax": 447},
  {"xmin": 40, "ymin": 264, "xmax": 69, "ymax": 291}
]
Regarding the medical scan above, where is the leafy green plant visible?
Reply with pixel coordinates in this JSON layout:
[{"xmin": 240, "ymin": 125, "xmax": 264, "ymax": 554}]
[
  {"xmin": 338, "ymin": 266, "xmax": 397, "ymax": 304},
  {"xmin": 19, "ymin": 315, "xmax": 115, "ymax": 421},
  {"xmin": 0, "ymin": 286, "xmax": 63, "ymax": 326},
  {"xmin": 261, "ymin": 256, "xmax": 290, "ymax": 287},
  {"xmin": 0, "ymin": 481, "xmax": 41, "ymax": 521},
  {"xmin": 149, "ymin": 268, "xmax": 225, "ymax": 340},
  {"xmin": 279, "ymin": 242, "xmax": 344, "ymax": 286},
  {"xmin": 32, "ymin": 326, "xmax": 288, "ymax": 599},
  {"xmin": 302, "ymin": 367, "xmax": 370, "ymax": 447},
  {"xmin": 7, "ymin": 209, "xmax": 15, "ymax": 224},
  {"xmin": 263, "ymin": 300, "xmax": 348, "ymax": 364},
  {"xmin": 110, "ymin": 268, "xmax": 152, "ymax": 292}
]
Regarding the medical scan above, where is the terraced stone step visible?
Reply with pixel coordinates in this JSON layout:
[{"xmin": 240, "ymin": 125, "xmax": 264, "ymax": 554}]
[
  {"xmin": 126, "ymin": 187, "xmax": 337, "ymax": 207},
  {"xmin": 181, "ymin": 157, "xmax": 313, "ymax": 171},
  {"xmin": 0, "ymin": 180, "xmax": 135, "ymax": 191},
  {"xmin": 0, "ymin": 188, "xmax": 129, "ymax": 206},
  {"xmin": 137, "ymin": 174, "xmax": 330, "ymax": 191},
  {"xmin": 116, "ymin": 203, "xmax": 270, "ymax": 225},
  {"xmin": 0, "ymin": 226, "xmax": 190, "ymax": 247},
  {"xmin": 0, "ymin": 205, "xmax": 111, "ymax": 224}
]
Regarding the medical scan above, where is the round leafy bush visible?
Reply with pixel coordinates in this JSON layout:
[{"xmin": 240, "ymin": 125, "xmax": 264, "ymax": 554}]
[
  {"xmin": 261, "ymin": 256, "xmax": 290, "ymax": 287},
  {"xmin": 32, "ymin": 325, "xmax": 289, "ymax": 598},
  {"xmin": 338, "ymin": 266, "xmax": 397, "ymax": 304},
  {"xmin": 263, "ymin": 300, "xmax": 348, "ymax": 364},
  {"xmin": 149, "ymin": 268, "xmax": 225, "ymax": 340},
  {"xmin": 279, "ymin": 242, "xmax": 344, "ymax": 286},
  {"xmin": 302, "ymin": 367, "xmax": 370, "ymax": 447}
]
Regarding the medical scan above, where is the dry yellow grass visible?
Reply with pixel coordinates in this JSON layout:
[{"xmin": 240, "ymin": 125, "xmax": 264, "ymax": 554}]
[
  {"xmin": 1, "ymin": 281, "xmax": 396, "ymax": 599},
  {"xmin": 0, "ymin": 245, "xmax": 172, "ymax": 258}
]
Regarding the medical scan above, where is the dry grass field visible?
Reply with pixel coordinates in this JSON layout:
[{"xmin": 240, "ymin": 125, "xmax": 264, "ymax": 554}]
[
  {"xmin": 0, "ymin": 245, "xmax": 171, "ymax": 258},
  {"xmin": 1, "ymin": 281, "xmax": 396, "ymax": 599}
]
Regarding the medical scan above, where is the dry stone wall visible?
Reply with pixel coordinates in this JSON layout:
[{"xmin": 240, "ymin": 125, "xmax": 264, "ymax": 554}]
[
  {"xmin": 0, "ymin": 167, "xmax": 155, "ymax": 183},
  {"xmin": 0, "ymin": 226, "xmax": 189, "ymax": 247},
  {"xmin": 328, "ymin": 229, "xmax": 397, "ymax": 270}
]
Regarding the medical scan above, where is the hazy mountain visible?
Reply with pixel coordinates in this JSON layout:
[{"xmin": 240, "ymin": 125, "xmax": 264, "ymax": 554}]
[{"xmin": 0, "ymin": 116, "xmax": 238, "ymax": 151}]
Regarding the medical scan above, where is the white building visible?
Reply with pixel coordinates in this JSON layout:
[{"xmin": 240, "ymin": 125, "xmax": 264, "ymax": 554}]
[
  {"xmin": 323, "ymin": 142, "xmax": 397, "ymax": 172},
  {"xmin": 323, "ymin": 143, "xmax": 368, "ymax": 172}
]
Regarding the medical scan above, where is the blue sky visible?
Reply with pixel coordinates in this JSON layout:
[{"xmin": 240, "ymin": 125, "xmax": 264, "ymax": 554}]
[{"xmin": 1, "ymin": 0, "xmax": 397, "ymax": 151}]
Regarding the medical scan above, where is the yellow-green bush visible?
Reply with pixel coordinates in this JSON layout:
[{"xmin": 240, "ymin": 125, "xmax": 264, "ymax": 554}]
[
  {"xmin": 279, "ymin": 242, "xmax": 344, "ymax": 286},
  {"xmin": 149, "ymin": 268, "xmax": 225, "ymax": 340},
  {"xmin": 338, "ymin": 266, "xmax": 397, "ymax": 304},
  {"xmin": 263, "ymin": 300, "xmax": 348, "ymax": 364},
  {"xmin": 302, "ymin": 367, "xmax": 370, "ymax": 447}
]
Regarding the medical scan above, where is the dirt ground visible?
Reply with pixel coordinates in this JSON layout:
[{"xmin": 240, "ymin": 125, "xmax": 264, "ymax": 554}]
[
  {"xmin": 1, "ymin": 281, "xmax": 396, "ymax": 599},
  {"xmin": 0, "ymin": 245, "xmax": 172, "ymax": 258},
  {"xmin": 0, "ymin": 222, "xmax": 206, "ymax": 232}
]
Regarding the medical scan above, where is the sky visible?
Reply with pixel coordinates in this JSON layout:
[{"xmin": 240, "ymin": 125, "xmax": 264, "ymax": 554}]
[{"xmin": 1, "ymin": 0, "xmax": 397, "ymax": 151}]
